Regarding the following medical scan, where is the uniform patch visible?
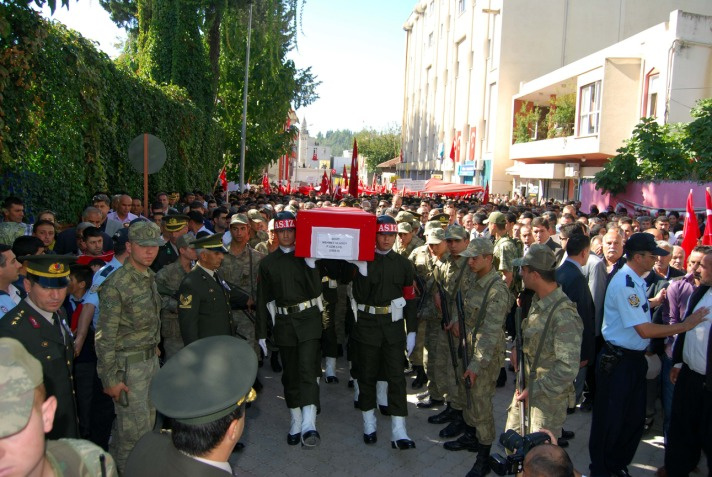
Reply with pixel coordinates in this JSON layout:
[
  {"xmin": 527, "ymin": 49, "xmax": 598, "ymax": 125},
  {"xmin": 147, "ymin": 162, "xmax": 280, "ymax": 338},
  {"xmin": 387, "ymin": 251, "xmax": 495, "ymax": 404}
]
[
  {"xmin": 628, "ymin": 294, "xmax": 640, "ymax": 308},
  {"xmin": 625, "ymin": 275, "xmax": 635, "ymax": 288},
  {"xmin": 29, "ymin": 317, "xmax": 41, "ymax": 328},
  {"xmin": 179, "ymin": 294, "xmax": 193, "ymax": 309},
  {"xmin": 0, "ymin": 306, "xmax": 7, "ymax": 313},
  {"xmin": 89, "ymin": 284, "xmax": 100, "ymax": 294}
]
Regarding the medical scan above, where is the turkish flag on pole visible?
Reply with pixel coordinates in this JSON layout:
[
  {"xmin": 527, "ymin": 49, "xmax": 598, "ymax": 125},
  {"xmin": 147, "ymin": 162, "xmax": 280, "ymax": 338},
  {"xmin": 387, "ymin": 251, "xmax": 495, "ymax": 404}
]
[
  {"xmin": 703, "ymin": 187, "xmax": 712, "ymax": 246},
  {"xmin": 320, "ymin": 171, "xmax": 329, "ymax": 193},
  {"xmin": 342, "ymin": 165, "xmax": 349, "ymax": 189},
  {"xmin": 681, "ymin": 189, "xmax": 700, "ymax": 260},
  {"xmin": 262, "ymin": 174, "xmax": 271, "ymax": 194},
  {"xmin": 449, "ymin": 138, "xmax": 455, "ymax": 160},
  {"xmin": 348, "ymin": 140, "xmax": 359, "ymax": 197},
  {"xmin": 483, "ymin": 181, "xmax": 489, "ymax": 204},
  {"xmin": 218, "ymin": 167, "xmax": 228, "ymax": 192}
]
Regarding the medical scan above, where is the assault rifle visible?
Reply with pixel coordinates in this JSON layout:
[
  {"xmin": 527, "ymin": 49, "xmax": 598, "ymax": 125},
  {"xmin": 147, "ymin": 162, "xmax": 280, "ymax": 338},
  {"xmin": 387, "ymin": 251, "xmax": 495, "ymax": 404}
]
[
  {"xmin": 436, "ymin": 281, "xmax": 460, "ymax": 389},
  {"xmin": 455, "ymin": 289, "xmax": 472, "ymax": 407}
]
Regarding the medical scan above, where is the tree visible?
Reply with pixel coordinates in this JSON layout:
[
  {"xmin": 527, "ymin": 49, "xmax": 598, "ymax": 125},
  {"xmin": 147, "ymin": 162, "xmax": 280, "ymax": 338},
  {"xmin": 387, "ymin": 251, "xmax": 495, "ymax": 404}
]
[
  {"xmin": 594, "ymin": 117, "xmax": 693, "ymax": 195},
  {"xmin": 316, "ymin": 129, "xmax": 354, "ymax": 157},
  {"xmin": 355, "ymin": 126, "xmax": 401, "ymax": 173},
  {"xmin": 684, "ymin": 98, "xmax": 712, "ymax": 181}
]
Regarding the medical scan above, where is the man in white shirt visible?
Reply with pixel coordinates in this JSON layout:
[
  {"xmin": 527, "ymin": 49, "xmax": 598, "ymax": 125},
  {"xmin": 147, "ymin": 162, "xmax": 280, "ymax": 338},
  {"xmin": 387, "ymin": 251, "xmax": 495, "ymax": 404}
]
[
  {"xmin": 0, "ymin": 244, "xmax": 22, "ymax": 318},
  {"xmin": 663, "ymin": 249, "xmax": 712, "ymax": 477},
  {"xmin": 107, "ymin": 195, "xmax": 138, "ymax": 225}
]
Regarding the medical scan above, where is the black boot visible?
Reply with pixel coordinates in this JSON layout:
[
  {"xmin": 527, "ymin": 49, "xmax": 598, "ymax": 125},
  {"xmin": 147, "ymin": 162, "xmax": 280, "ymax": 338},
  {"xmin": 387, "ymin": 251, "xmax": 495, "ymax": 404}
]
[
  {"xmin": 411, "ymin": 366, "xmax": 427, "ymax": 389},
  {"xmin": 466, "ymin": 444, "xmax": 492, "ymax": 477},
  {"xmin": 427, "ymin": 403, "xmax": 459, "ymax": 424},
  {"xmin": 496, "ymin": 367, "xmax": 507, "ymax": 387},
  {"xmin": 271, "ymin": 351, "xmax": 282, "ymax": 373},
  {"xmin": 443, "ymin": 425, "xmax": 478, "ymax": 451},
  {"xmin": 438, "ymin": 410, "xmax": 465, "ymax": 438}
]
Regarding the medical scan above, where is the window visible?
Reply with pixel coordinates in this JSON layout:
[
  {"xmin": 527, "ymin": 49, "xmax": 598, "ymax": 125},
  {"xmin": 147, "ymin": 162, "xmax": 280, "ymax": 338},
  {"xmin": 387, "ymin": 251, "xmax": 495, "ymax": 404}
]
[
  {"xmin": 646, "ymin": 74, "xmax": 659, "ymax": 118},
  {"xmin": 458, "ymin": 0, "xmax": 465, "ymax": 14},
  {"xmin": 579, "ymin": 81, "xmax": 601, "ymax": 135},
  {"xmin": 428, "ymin": 32, "xmax": 433, "ymax": 48}
]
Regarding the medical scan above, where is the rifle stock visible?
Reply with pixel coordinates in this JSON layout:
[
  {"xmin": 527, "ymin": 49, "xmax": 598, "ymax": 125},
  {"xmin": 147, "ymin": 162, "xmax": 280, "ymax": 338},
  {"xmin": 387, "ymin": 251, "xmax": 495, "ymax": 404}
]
[
  {"xmin": 514, "ymin": 306, "xmax": 525, "ymax": 434},
  {"xmin": 455, "ymin": 290, "xmax": 471, "ymax": 407},
  {"xmin": 437, "ymin": 281, "xmax": 460, "ymax": 390}
]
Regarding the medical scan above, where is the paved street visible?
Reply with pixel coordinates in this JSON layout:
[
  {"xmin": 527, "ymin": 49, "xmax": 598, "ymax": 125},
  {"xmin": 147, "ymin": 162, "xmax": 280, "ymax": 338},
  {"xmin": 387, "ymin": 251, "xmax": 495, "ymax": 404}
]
[{"xmin": 228, "ymin": 349, "xmax": 705, "ymax": 476}]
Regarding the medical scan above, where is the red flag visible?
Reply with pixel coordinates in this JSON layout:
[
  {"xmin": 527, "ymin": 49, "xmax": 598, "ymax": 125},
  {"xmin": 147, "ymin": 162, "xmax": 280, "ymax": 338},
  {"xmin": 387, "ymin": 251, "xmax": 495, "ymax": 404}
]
[
  {"xmin": 333, "ymin": 184, "xmax": 343, "ymax": 201},
  {"xmin": 681, "ymin": 189, "xmax": 700, "ymax": 260},
  {"xmin": 218, "ymin": 167, "xmax": 228, "ymax": 192},
  {"xmin": 287, "ymin": 179, "xmax": 292, "ymax": 194},
  {"xmin": 483, "ymin": 181, "xmax": 489, "ymax": 204},
  {"xmin": 262, "ymin": 174, "xmax": 271, "ymax": 194},
  {"xmin": 342, "ymin": 165, "xmax": 349, "ymax": 188},
  {"xmin": 312, "ymin": 149, "xmax": 318, "ymax": 161},
  {"xmin": 371, "ymin": 174, "xmax": 377, "ymax": 191},
  {"xmin": 703, "ymin": 187, "xmax": 712, "ymax": 246},
  {"xmin": 320, "ymin": 171, "xmax": 329, "ymax": 193},
  {"xmin": 348, "ymin": 140, "xmax": 359, "ymax": 197},
  {"xmin": 449, "ymin": 138, "xmax": 455, "ymax": 160},
  {"xmin": 399, "ymin": 150, "xmax": 403, "ymax": 163}
]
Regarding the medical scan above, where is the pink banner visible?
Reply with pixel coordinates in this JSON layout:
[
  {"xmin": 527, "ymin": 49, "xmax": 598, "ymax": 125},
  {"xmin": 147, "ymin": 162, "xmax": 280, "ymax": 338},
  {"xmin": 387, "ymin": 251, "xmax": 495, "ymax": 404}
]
[{"xmin": 580, "ymin": 181, "xmax": 712, "ymax": 214}]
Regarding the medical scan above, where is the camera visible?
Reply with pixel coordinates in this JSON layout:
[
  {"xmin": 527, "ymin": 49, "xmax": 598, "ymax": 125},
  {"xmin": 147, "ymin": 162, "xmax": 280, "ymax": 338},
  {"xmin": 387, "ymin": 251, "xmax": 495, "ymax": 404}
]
[{"xmin": 489, "ymin": 429, "xmax": 551, "ymax": 475}]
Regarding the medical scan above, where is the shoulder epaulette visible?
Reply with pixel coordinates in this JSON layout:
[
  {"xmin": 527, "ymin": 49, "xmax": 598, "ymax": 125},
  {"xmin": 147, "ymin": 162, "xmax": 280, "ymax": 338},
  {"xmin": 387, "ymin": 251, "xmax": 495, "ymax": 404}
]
[{"xmin": 625, "ymin": 274, "xmax": 635, "ymax": 288}]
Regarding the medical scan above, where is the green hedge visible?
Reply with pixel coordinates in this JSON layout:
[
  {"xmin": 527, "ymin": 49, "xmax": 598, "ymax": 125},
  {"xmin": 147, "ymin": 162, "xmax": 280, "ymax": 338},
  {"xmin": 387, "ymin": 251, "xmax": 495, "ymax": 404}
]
[{"xmin": 0, "ymin": 4, "xmax": 224, "ymax": 223}]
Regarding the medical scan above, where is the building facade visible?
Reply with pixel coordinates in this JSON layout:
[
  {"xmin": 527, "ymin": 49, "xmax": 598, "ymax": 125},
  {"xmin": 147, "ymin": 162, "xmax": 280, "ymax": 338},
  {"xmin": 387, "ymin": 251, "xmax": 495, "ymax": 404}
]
[{"xmin": 399, "ymin": 0, "xmax": 712, "ymax": 193}]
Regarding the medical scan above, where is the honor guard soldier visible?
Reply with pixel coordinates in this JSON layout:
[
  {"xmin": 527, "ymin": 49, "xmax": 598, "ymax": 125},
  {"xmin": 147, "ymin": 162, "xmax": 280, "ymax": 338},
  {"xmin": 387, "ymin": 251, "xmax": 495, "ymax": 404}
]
[
  {"xmin": 151, "ymin": 214, "xmax": 189, "ymax": 272},
  {"xmin": 155, "ymin": 234, "xmax": 196, "ymax": 360},
  {"xmin": 126, "ymin": 336, "xmax": 257, "ymax": 476},
  {"xmin": 256, "ymin": 211, "xmax": 324, "ymax": 448},
  {"xmin": 177, "ymin": 233, "xmax": 250, "ymax": 345},
  {"xmin": 95, "ymin": 221, "xmax": 164, "ymax": 473},
  {"xmin": 589, "ymin": 234, "xmax": 709, "ymax": 477},
  {"xmin": 346, "ymin": 215, "xmax": 418, "ymax": 449},
  {"xmin": 444, "ymin": 239, "xmax": 510, "ymax": 477},
  {"xmin": 505, "ymin": 245, "xmax": 582, "ymax": 445},
  {"xmin": 0, "ymin": 254, "xmax": 78, "ymax": 440}
]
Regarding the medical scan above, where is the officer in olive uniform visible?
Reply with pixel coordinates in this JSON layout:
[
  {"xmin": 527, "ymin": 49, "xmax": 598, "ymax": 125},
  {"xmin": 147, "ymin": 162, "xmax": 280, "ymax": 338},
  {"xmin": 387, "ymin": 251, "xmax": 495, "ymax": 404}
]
[
  {"xmin": 0, "ymin": 254, "xmax": 78, "ymax": 440},
  {"xmin": 443, "ymin": 239, "xmax": 510, "ymax": 477},
  {"xmin": 155, "ymin": 234, "xmax": 196, "ymax": 360},
  {"xmin": 96, "ymin": 221, "xmax": 164, "ymax": 473},
  {"xmin": 151, "ymin": 214, "xmax": 189, "ymax": 272},
  {"xmin": 505, "ymin": 245, "xmax": 582, "ymax": 443},
  {"xmin": 177, "ymin": 233, "xmax": 249, "ymax": 345},
  {"xmin": 346, "ymin": 215, "xmax": 418, "ymax": 450},
  {"xmin": 125, "ymin": 336, "xmax": 257, "ymax": 476},
  {"xmin": 256, "ymin": 211, "xmax": 323, "ymax": 448}
]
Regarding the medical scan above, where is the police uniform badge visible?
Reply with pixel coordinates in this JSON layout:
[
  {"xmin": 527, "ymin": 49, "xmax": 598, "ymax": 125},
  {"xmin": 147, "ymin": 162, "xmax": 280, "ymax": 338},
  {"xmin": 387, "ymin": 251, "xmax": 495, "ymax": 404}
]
[
  {"xmin": 179, "ymin": 294, "xmax": 193, "ymax": 309},
  {"xmin": 628, "ymin": 294, "xmax": 640, "ymax": 308}
]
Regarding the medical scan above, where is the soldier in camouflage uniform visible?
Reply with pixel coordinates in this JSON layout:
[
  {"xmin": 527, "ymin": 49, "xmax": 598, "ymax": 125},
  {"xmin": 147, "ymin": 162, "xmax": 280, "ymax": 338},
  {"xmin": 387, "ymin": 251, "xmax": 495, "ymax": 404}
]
[
  {"xmin": 394, "ymin": 211, "xmax": 424, "ymax": 256},
  {"xmin": 247, "ymin": 209, "xmax": 269, "ymax": 249},
  {"xmin": 155, "ymin": 234, "xmax": 196, "ymax": 360},
  {"xmin": 505, "ymin": 244, "xmax": 582, "ymax": 442},
  {"xmin": 219, "ymin": 214, "xmax": 264, "ymax": 357},
  {"xmin": 96, "ymin": 221, "xmax": 164, "ymax": 473},
  {"xmin": 0, "ymin": 337, "xmax": 118, "ymax": 477},
  {"xmin": 428, "ymin": 225, "xmax": 470, "ymax": 439},
  {"xmin": 442, "ymin": 239, "xmax": 510, "ymax": 477},
  {"xmin": 255, "ymin": 219, "xmax": 278, "ymax": 256},
  {"xmin": 408, "ymin": 223, "xmax": 447, "ymax": 392}
]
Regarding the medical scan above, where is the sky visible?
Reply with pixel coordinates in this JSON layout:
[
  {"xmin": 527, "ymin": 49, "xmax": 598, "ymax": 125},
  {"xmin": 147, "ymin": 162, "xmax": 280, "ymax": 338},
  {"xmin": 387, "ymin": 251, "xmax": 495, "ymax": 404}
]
[{"xmin": 40, "ymin": 0, "xmax": 416, "ymax": 136}]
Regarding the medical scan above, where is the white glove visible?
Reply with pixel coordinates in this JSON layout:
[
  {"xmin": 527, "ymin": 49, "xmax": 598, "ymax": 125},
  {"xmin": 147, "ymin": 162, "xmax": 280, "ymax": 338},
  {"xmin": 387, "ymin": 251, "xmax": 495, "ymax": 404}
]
[
  {"xmin": 258, "ymin": 339, "xmax": 268, "ymax": 357},
  {"xmin": 406, "ymin": 332, "xmax": 416, "ymax": 357}
]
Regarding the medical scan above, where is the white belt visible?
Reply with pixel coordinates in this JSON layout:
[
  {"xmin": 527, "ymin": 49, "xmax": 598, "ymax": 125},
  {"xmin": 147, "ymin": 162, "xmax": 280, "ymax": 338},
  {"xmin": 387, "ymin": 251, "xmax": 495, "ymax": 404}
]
[{"xmin": 277, "ymin": 297, "xmax": 320, "ymax": 315}]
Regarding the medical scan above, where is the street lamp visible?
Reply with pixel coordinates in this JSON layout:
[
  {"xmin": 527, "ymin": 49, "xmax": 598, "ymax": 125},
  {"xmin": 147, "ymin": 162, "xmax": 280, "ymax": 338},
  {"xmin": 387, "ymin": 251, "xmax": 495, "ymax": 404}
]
[{"xmin": 239, "ymin": 0, "xmax": 253, "ymax": 192}]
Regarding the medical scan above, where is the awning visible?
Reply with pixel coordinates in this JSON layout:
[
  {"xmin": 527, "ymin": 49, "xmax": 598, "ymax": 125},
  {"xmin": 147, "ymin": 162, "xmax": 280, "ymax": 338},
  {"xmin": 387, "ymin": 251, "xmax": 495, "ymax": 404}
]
[{"xmin": 377, "ymin": 156, "xmax": 401, "ymax": 168}]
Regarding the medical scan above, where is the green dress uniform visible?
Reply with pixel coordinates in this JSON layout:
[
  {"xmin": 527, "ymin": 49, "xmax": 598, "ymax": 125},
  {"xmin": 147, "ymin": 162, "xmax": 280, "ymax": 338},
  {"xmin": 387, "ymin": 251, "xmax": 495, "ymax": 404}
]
[
  {"xmin": 348, "ymin": 250, "xmax": 417, "ymax": 416},
  {"xmin": 150, "ymin": 242, "xmax": 179, "ymax": 273},
  {"xmin": 95, "ymin": 261, "xmax": 161, "ymax": 473},
  {"xmin": 0, "ymin": 300, "xmax": 79, "ymax": 440},
  {"xmin": 256, "ymin": 247, "xmax": 323, "ymax": 409},
  {"xmin": 155, "ymin": 260, "xmax": 188, "ymax": 360},
  {"xmin": 504, "ymin": 286, "xmax": 582, "ymax": 439},
  {"xmin": 177, "ymin": 265, "xmax": 242, "ymax": 345}
]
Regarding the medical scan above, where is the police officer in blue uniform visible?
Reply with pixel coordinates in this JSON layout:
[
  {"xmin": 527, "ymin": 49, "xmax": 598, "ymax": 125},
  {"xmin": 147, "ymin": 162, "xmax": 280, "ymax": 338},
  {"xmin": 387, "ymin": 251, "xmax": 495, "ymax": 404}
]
[{"xmin": 588, "ymin": 233, "xmax": 708, "ymax": 477}]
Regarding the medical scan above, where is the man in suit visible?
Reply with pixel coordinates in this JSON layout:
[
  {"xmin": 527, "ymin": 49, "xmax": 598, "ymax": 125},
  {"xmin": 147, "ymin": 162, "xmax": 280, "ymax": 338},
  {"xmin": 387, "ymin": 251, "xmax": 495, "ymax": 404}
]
[
  {"xmin": 531, "ymin": 216, "xmax": 564, "ymax": 264},
  {"xmin": 556, "ymin": 233, "xmax": 595, "ymax": 418},
  {"xmin": 177, "ymin": 233, "xmax": 249, "ymax": 345},
  {"xmin": 0, "ymin": 254, "xmax": 78, "ymax": 439},
  {"xmin": 662, "ymin": 249, "xmax": 712, "ymax": 477},
  {"xmin": 125, "ymin": 336, "xmax": 256, "ymax": 476}
]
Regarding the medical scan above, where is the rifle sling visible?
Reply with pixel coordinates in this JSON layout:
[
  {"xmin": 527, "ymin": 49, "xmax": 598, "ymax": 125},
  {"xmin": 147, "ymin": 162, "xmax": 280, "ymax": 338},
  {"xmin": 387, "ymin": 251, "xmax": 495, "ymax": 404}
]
[{"xmin": 527, "ymin": 297, "xmax": 568, "ymax": 395}]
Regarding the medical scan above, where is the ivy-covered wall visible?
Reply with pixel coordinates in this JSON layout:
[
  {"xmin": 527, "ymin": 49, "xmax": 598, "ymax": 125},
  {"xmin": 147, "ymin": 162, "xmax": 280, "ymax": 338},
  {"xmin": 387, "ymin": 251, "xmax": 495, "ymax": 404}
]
[{"xmin": 0, "ymin": 4, "xmax": 224, "ymax": 223}]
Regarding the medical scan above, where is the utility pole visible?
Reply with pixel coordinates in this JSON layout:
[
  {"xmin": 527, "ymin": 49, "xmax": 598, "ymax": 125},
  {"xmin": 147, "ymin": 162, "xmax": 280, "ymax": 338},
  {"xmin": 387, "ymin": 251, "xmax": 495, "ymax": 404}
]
[{"xmin": 239, "ymin": 0, "xmax": 253, "ymax": 192}]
